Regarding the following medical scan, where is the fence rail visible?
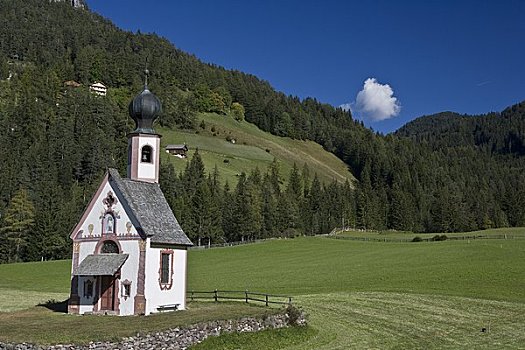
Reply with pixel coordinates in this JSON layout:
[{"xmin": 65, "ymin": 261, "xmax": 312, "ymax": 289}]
[
  {"xmin": 188, "ymin": 289, "xmax": 293, "ymax": 307},
  {"xmin": 188, "ymin": 239, "xmax": 267, "ymax": 250},
  {"xmin": 327, "ymin": 232, "xmax": 524, "ymax": 243}
]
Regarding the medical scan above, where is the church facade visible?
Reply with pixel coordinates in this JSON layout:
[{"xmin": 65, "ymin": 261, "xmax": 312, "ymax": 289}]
[{"xmin": 68, "ymin": 78, "xmax": 192, "ymax": 316}]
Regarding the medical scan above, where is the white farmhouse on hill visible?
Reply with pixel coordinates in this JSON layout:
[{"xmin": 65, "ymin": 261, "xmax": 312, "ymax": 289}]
[
  {"xmin": 68, "ymin": 77, "xmax": 193, "ymax": 316},
  {"xmin": 89, "ymin": 82, "xmax": 107, "ymax": 96}
]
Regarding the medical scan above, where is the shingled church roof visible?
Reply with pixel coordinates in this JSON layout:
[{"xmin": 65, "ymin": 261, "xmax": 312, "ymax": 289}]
[
  {"xmin": 108, "ymin": 168, "xmax": 193, "ymax": 246},
  {"xmin": 74, "ymin": 254, "xmax": 129, "ymax": 276}
]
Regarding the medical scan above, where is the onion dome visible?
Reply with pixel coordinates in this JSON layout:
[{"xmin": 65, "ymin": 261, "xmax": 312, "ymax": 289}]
[{"xmin": 128, "ymin": 69, "xmax": 162, "ymax": 134}]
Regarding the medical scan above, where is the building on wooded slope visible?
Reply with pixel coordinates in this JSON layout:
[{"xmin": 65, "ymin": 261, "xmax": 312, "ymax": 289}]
[
  {"xmin": 68, "ymin": 75, "xmax": 193, "ymax": 316},
  {"xmin": 50, "ymin": 0, "xmax": 85, "ymax": 9},
  {"xmin": 89, "ymin": 82, "xmax": 107, "ymax": 96}
]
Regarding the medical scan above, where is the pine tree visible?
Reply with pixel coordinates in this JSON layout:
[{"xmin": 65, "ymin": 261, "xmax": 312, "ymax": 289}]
[
  {"xmin": 182, "ymin": 148, "xmax": 206, "ymax": 197},
  {"xmin": 221, "ymin": 181, "xmax": 235, "ymax": 241},
  {"xmin": 189, "ymin": 181, "xmax": 212, "ymax": 246},
  {"xmin": 231, "ymin": 173, "xmax": 262, "ymax": 241},
  {"xmin": 341, "ymin": 180, "xmax": 356, "ymax": 229},
  {"xmin": 260, "ymin": 173, "xmax": 277, "ymax": 238},
  {"xmin": 389, "ymin": 180, "xmax": 414, "ymax": 231},
  {"xmin": 356, "ymin": 164, "xmax": 373, "ymax": 230},
  {"xmin": 0, "ymin": 187, "xmax": 35, "ymax": 262},
  {"xmin": 306, "ymin": 174, "xmax": 322, "ymax": 235},
  {"xmin": 286, "ymin": 163, "xmax": 303, "ymax": 201},
  {"xmin": 284, "ymin": 163, "xmax": 302, "ymax": 230},
  {"xmin": 206, "ymin": 171, "xmax": 224, "ymax": 244},
  {"xmin": 301, "ymin": 163, "xmax": 311, "ymax": 198},
  {"xmin": 268, "ymin": 158, "xmax": 282, "ymax": 195}
]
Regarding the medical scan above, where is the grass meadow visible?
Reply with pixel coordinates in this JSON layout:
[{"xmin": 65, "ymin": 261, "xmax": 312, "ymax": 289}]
[{"xmin": 0, "ymin": 229, "xmax": 524, "ymax": 348}]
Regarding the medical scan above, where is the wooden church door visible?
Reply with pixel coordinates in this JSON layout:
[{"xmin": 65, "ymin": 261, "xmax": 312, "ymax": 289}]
[{"xmin": 100, "ymin": 276, "xmax": 115, "ymax": 311}]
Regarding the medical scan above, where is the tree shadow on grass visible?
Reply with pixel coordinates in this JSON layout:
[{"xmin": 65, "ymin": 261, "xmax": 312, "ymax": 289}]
[{"xmin": 38, "ymin": 299, "xmax": 69, "ymax": 313}]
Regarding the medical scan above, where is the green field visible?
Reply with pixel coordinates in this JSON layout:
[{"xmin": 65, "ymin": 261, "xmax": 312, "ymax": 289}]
[
  {"xmin": 159, "ymin": 113, "xmax": 355, "ymax": 186},
  {"xmin": 0, "ymin": 229, "xmax": 524, "ymax": 348}
]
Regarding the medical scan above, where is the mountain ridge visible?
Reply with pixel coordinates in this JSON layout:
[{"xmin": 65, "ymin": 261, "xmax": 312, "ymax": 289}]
[{"xmin": 395, "ymin": 101, "xmax": 525, "ymax": 156}]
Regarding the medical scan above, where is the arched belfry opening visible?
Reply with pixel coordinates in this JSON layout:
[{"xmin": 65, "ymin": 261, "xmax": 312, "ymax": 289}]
[{"xmin": 141, "ymin": 145, "xmax": 153, "ymax": 163}]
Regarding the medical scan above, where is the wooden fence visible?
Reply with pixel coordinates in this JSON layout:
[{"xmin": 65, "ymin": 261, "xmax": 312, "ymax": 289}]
[
  {"xmin": 189, "ymin": 239, "xmax": 267, "ymax": 250},
  {"xmin": 188, "ymin": 289, "xmax": 293, "ymax": 307},
  {"xmin": 327, "ymin": 232, "xmax": 524, "ymax": 243}
]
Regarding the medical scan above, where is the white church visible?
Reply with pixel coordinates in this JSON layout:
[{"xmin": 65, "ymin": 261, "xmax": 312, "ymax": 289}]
[{"xmin": 68, "ymin": 75, "xmax": 193, "ymax": 315}]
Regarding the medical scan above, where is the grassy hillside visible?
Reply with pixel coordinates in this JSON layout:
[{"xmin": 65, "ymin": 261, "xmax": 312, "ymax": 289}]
[
  {"xmin": 159, "ymin": 113, "xmax": 355, "ymax": 186},
  {"xmin": 1, "ymin": 228, "xmax": 524, "ymax": 348}
]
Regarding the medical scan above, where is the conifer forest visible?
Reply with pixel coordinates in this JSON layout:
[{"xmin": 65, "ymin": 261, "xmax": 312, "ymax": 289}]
[{"xmin": 0, "ymin": 0, "xmax": 524, "ymax": 262}]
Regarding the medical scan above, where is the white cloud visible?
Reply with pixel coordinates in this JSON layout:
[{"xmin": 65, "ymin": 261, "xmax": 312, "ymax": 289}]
[{"xmin": 353, "ymin": 78, "xmax": 401, "ymax": 121}]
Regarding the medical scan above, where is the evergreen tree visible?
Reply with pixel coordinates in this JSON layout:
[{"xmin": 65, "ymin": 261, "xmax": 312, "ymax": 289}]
[
  {"xmin": 231, "ymin": 173, "xmax": 262, "ymax": 240},
  {"xmin": 389, "ymin": 180, "xmax": 414, "ymax": 231},
  {"xmin": 206, "ymin": 171, "xmax": 224, "ymax": 244},
  {"xmin": 284, "ymin": 163, "xmax": 302, "ymax": 230},
  {"xmin": 0, "ymin": 187, "xmax": 35, "ymax": 262},
  {"xmin": 267, "ymin": 158, "xmax": 282, "ymax": 195},
  {"xmin": 221, "ymin": 181, "xmax": 235, "ymax": 241},
  {"xmin": 182, "ymin": 149, "xmax": 206, "ymax": 197},
  {"xmin": 306, "ymin": 174, "xmax": 322, "ymax": 235},
  {"xmin": 341, "ymin": 180, "xmax": 356, "ymax": 229},
  {"xmin": 260, "ymin": 173, "xmax": 277, "ymax": 238},
  {"xmin": 188, "ymin": 181, "xmax": 212, "ymax": 245}
]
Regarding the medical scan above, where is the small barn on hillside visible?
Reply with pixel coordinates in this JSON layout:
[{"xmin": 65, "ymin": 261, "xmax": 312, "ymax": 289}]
[
  {"xmin": 68, "ymin": 77, "xmax": 193, "ymax": 316},
  {"xmin": 165, "ymin": 144, "xmax": 189, "ymax": 158}
]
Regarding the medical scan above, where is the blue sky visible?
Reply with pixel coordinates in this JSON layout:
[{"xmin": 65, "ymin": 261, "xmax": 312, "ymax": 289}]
[{"xmin": 86, "ymin": 0, "xmax": 525, "ymax": 133}]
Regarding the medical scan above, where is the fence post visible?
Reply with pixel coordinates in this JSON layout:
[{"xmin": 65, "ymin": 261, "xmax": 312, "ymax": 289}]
[
  {"xmin": 245, "ymin": 290, "xmax": 248, "ymax": 303},
  {"xmin": 214, "ymin": 289, "xmax": 218, "ymax": 302},
  {"xmin": 190, "ymin": 290, "xmax": 194, "ymax": 302},
  {"xmin": 265, "ymin": 294, "xmax": 268, "ymax": 307},
  {"xmin": 288, "ymin": 297, "xmax": 292, "ymax": 305}
]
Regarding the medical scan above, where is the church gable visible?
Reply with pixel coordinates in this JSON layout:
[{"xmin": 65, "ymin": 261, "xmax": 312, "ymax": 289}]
[{"xmin": 70, "ymin": 174, "xmax": 141, "ymax": 241}]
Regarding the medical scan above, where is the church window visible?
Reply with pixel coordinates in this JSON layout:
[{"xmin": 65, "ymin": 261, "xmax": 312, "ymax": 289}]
[
  {"xmin": 141, "ymin": 145, "xmax": 153, "ymax": 163},
  {"xmin": 83, "ymin": 280, "xmax": 93, "ymax": 298},
  {"xmin": 161, "ymin": 254, "xmax": 169, "ymax": 283},
  {"xmin": 159, "ymin": 250, "xmax": 174, "ymax": 290},
  {"xmin": 121, "ymin": 280, "xmax": 132, "ymax": 299},
  {"xmin": 101, "ymin": 240, "xmax": 119, "ymax": 254},
  {"xmin": 103, "ymin": 213, "xmax": 115, "ymax": 235}
]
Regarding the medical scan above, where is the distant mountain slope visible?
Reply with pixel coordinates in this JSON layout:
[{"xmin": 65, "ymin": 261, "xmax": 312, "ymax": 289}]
[
  {"xmin": 160, "ymin": 113, "xmax": 355, "ymax": 186},
  {"xmin": 395, "ymin": 101, "xmax": 525, "ymax": 156}
]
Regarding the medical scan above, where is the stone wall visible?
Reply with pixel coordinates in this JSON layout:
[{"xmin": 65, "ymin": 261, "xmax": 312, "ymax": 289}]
[{"xmin": 0, "ymin": 311, "xmax": 307, "ymax": 350}]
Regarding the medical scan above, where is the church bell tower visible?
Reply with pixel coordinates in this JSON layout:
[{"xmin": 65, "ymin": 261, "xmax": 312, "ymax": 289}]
[{"xmin": 127, "ymin": 70, "xmax": 162, "ymax": 183}]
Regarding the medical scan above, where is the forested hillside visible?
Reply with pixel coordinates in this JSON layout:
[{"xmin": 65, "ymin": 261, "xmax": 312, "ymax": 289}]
[
  {"xmin": 396, "ymin": 102, "xmax": 525, "ymax": 156},
  {"xmin": 0, "ymin": 0, "xmax": 524, "ymax": 263}
]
